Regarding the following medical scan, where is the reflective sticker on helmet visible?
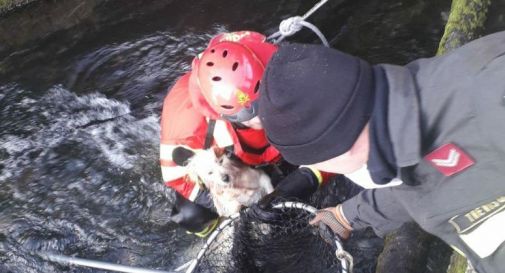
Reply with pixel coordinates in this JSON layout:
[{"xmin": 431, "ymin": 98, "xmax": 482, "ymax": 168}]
[
  {"xmin": 236, "ymin": 89, "xmax": 251, "ymax": 106},
  {"xmin": 220, "ymin": 31, "xmax": 252, "ymax": 42}
]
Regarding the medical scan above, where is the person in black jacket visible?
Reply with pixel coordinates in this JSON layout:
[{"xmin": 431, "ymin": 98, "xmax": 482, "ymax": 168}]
[{"xmin": 256, "ymin": 31, "xmax": 505, "ymax": 273}]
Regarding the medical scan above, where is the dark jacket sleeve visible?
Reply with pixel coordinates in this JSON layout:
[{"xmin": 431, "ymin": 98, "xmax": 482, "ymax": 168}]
[
  {"xmin": 170, "ymin": 191, "xmax": 218, "ymax": 233},
  {"xmin": 341, "ymin": 187, "xmax": 412, "ymax": 237}
]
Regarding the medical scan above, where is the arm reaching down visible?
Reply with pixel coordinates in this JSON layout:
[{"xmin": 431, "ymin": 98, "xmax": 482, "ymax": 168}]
[{"xmin": 341, "ymin": 187, "xmax": 412, "ymax": 237}]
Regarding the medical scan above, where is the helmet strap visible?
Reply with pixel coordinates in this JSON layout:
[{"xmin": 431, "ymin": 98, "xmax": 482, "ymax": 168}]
[{"xmin": 204, "ymin": 119, "xmax": 216, "ymax": 150}]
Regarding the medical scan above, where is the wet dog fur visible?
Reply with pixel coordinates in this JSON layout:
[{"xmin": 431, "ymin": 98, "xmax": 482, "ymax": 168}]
[{"xmin": 185, "ymin": 149, "xmax": 273, "ymax": 217}]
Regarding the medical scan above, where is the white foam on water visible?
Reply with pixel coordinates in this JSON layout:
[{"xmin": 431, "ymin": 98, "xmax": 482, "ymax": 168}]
[{"xmin": 0, "ymin": 85, "xmax": 160, "ymax": 181}]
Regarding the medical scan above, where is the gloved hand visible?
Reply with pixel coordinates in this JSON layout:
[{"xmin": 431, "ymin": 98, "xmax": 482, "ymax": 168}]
[
  {"xmin": 170, "ymin": 192, "xmax": 219, "ymax": 237},
  {"xmin": 309, "ymin": 204, "xmax": 352, "ymax": 240},
  {"xmin": 248, "ymin": 167, "xmax": 322, "ymax": 222}
]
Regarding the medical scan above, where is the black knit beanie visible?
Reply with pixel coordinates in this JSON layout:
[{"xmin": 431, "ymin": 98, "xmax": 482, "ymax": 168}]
[{"xmin": 258, "ymin": 43, "xmax": 375, "ymax": 165}]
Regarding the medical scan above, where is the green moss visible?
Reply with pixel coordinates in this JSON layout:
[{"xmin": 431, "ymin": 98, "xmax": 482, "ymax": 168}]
[
  {"xmin": 437, "ymin": 1, "xmax": 491, "ymax": 271},
  {"xmin": 446, "ymin": 252, "xmax": 468, "ymax": 273},
  {"xmin": 437, "ymin": 0, "xmax": 489, "ymax": 263},
  {"xmin": 0, "ymin": 0, "xmax": 37, "ymax": 14},
  {"xmin": 437, "ymin": 0, "xmax": 491, "ymax": 55},
  {"xmin": 0, "ymin": 0, "xmax": 18, "ymax": 8}
]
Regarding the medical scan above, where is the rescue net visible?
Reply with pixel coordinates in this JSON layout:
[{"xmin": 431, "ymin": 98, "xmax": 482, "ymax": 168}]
[{"xmin": 183, "ymin": 201, "xmax": 350, "ymax": 273}]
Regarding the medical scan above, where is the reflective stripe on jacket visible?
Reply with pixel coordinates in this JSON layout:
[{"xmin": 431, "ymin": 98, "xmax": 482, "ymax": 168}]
[{"xmin": 160, "ymin": 73, "xmax": 281, "ymax": 200}]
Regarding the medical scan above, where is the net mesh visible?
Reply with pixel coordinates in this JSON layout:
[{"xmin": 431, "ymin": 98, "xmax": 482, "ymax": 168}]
[
  {"xmin": 191, "ymin": 202, "xmax": 342, "ymax": 273},
  {"xmin": 188, "ymin": 176, "xmax": 383, "ymax": 273}
]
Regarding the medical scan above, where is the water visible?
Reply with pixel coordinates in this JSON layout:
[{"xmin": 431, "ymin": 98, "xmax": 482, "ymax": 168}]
[{"xmin": 0, "ymin": 0, "xmax": 503, "ymax": 272}]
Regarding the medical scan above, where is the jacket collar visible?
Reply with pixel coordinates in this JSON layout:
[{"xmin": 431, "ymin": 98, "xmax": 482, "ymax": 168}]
[
  {"xmin": 367, "ymin": 66, "xmax": 398, "ymax": 184},
  {"xmin": 378, "ymin": 64, "xmax": 422, "ymax": 168}
]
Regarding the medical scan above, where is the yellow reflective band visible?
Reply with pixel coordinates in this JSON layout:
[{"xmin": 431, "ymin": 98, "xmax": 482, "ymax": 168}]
[
  {"xmin": 305, "ymin": 166, "xmax": 323, "ymax": 185},
  {"xmin": 236, "ymin": 89, "xmax": 250, "ymax": 106},
  {"xmin": 193, "ymin": 218, "xmax": 219, "ymax": 238}
]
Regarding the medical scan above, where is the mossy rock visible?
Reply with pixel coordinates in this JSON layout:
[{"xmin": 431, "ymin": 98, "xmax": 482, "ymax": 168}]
[
  {"xmin": 447, "ymin": 252, "xmax": 467, "ymax": 273},
  {"xmin": 437, "ymin": 0, "xmax": 491, "ymax": 55},
  {"xmin": 0, "ymin": 0, "xmax": 38, "ymax": 14},
  {"xmin": 438, "ymin": 1, "xmax": 490, "ymax": 272}
]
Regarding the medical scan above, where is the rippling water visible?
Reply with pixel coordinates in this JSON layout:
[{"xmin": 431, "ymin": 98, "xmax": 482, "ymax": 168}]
[
  {"xmin": 1, "ymin": 0, "xmax": 503, "ymax": 272},
  {"xmin": 0, "ymin": 2, "xmax": 322, "ymax": 271},
  {"xmin": 0, "ymin": 27, "xmax": 236, "ymax": 271}
]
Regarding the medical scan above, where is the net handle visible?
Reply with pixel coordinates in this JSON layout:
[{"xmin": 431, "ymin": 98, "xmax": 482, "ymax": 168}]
[{"xmin": 182, "ymin": 202, "xmax": 353, "ymax": 273}]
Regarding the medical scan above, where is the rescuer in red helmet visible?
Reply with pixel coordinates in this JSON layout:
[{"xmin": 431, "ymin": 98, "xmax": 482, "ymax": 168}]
[{"xmin": 160, "ymin": 31, "xmax": 329, "ymax": 236}]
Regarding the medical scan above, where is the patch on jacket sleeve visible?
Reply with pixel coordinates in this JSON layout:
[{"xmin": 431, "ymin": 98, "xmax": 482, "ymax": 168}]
[
  {"xmin": 424, "ymin": 143, "xmax": 474, "ymax": 176},
  {"xmin": 449, "ymin": 196, "xmax": 505, "ymax": 258}
]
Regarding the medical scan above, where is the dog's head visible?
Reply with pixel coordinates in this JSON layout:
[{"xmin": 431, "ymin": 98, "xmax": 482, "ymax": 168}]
[
  {"xmin": 172, "ymin": 146, "xmax": 264, "ymax": 189},
  {"xmin": 172, "ymin": 146, "xmax": 273, "ymax": 217}
]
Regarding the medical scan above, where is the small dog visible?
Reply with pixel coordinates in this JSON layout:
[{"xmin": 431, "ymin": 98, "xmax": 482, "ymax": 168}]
[{"xmin": 173, "ymin": 147, "xmax": 273, "ymax": 217}]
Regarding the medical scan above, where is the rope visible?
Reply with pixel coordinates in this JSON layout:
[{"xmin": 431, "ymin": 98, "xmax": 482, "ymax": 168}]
[
  {"xmin": 268, "ymin": 0, "xmax": 331, "ymax": 46},
  {"xmin": 278, "ymin": 16, "xmax": 303, "ymax": 37}
]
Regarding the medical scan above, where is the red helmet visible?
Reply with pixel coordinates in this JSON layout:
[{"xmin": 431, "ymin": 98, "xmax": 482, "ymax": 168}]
[{"xmin": 189, "ymin": 31, "xmax": 277, "ymax": 122}]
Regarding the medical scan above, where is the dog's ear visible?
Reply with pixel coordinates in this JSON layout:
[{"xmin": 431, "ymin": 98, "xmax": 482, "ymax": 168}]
[
  {"xmin": 172, "ymin": 146, "xmax": 195, "ymax": 166},
  {"xmin": 213, "ymin": 147, "xmax": 226, "ymax": 158}
]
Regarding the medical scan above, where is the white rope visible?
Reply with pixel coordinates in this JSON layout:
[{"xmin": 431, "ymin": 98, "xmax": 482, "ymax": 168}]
[
  {"xmin": 268, "ymin": 0, "xmax": 331, "ymax": 46},
  {"xmin": 278, "ymin": 16, "xmax": 304, "ymax": 37},
  {"xmin": 298, "ymin": 20, "xmax": 330, "ymax": 47},
  {"xmin": 272, "ymin": 16, "xmax": 329, "ymax": 47},
  {"xmin": 301, "ymin": 0, "xmax": 331, "ymax": 20}
]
